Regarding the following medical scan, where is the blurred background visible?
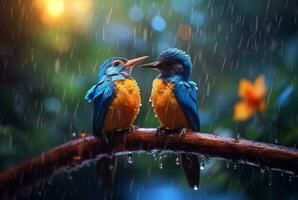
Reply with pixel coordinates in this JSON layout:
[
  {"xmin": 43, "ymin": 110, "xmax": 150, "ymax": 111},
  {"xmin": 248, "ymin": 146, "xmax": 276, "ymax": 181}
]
[{"xmin": 1, "ymin": 0, "xmax": 298, "ymax": 199}]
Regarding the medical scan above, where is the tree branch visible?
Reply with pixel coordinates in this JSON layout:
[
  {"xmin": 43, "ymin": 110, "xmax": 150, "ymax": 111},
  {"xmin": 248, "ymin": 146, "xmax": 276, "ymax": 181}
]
[{"xmin": 0, "ymin": 128, "xmax": 297, "ymax": 195}]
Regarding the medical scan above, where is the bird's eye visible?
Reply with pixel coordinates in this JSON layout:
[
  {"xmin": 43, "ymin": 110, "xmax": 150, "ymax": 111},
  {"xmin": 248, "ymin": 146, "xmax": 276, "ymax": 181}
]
[{"xmin": 113, "ymin": 60, "xmax": 124, "ymax": 66}]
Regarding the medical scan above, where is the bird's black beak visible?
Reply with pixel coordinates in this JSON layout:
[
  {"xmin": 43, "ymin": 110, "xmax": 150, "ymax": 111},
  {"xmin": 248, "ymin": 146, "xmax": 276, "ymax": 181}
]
[{"xmin": 138, "ymin": 61, "xmax": 161, "ymax": 69}]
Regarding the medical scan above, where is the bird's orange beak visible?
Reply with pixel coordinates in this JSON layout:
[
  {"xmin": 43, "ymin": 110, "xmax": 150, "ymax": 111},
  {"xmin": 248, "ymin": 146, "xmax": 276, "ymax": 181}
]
[{"xmin": 124, "ymin": 56, "xmax": 149, "ymax": 67}]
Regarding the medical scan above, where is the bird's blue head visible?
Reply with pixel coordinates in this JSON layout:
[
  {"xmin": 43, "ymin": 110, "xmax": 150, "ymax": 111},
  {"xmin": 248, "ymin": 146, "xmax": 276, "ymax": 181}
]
[
  {"xmin": 139, "ymin": 48, "xmax": 192, "ymax": 80},
  {"xmin": 97, "ymin": 56, "xmax": 148, "ymax": 81}
]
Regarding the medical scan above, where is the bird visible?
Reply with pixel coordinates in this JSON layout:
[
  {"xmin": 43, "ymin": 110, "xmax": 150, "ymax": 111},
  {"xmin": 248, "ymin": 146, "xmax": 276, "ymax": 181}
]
[
  {"xmin": 85, "ymin": 55, "xmax": 148, "ymax": 186},
  {"xmin": 139, "ymin": 48, "xmax": 201, "ymax": 189}
]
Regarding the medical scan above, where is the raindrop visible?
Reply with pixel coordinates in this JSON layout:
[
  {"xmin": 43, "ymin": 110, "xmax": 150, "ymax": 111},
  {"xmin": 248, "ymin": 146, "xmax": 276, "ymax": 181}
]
[
  {"xmin": 54, "ymin": 58, "xmax": 60, "ymax": 73},
  {"xmin": 234, "ymin": 133, "xmax": 240, "ymax": 142},
  {"xmin": 268, "ymin": 171, "xmax": 272, "ymax": 186},
  {"xmin": 9, "ymin": 135, "xmax": 12, "ymax": 148},
  {"xmin": 226, "ymin": 161, "xmax": 230, "ymax": 168},
  {"xmin": 176, "ymin": 156, "xmax": 180, "ymax": 165},
  {"xmin": 72, "ymin": 132, "xmax": 76, "ymax": 137},
  {"xmin": 47, "ymin": 179, "xmax": 52, "ymax": 186},
  {"xmin": 68, "ymin": 172, "xmax": 73, "ymax": 180},
  {"xmin": 274, "ymin": 138, "xmax": 278, "ymax": 144},
  {"xmin": 127, "ymin": 153, "xmax": 133, "ymax": 164},
  {"xmin": 236, "ymin": 133, "xmax": 240, "ymax": 139},
  {"xmin": 159, "ymin": 162, "xmax": 163, "ymax": 169},
  {"xmin": 193, "ymin": 185, "xmax": 198, "ymax": 191}
]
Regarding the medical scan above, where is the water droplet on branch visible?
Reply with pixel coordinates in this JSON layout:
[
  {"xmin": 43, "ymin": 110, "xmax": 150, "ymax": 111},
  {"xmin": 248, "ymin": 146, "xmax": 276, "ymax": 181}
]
[
  {"xmin": 159, "ymin": 156, "xmax": 163, "ymax": 169},
  {"xmin": 127, "ymin": 153, "xmax": 133, "ymax": 164},
  {"xmin": 176, "ymin": 156, "xmax": 180, "ymax": 165},
  {"xmin": 193, "ymin": 185, "xmax": 198, "ymax": 190},
  {"xmin": 226, "ymin": 161, "xmax": 230, "ymax": 168},
  {"xmin": 233, "ymin": 163, "xmax": 237, "ymax": 170},
  {"xmin": 200, "ymin": 161, "xmax": 205, "ymax": 170}
]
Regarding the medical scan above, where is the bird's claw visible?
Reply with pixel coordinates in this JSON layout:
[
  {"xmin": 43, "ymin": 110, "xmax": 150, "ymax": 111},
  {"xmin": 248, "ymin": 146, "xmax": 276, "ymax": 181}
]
[
  {"xmin": 156, "ymin": 127, "xmax": 166, "ymax": 136},
  {"xmin": 179, "ymin": 128, "xmax": 187, "ymax": 138},
  {"xmin": 128, "ymin": 125, "xmax": 138, "ymax": 133},
  {"xmin": 100, "ymin": 134, "xmax": 109, "ymax": 144}
]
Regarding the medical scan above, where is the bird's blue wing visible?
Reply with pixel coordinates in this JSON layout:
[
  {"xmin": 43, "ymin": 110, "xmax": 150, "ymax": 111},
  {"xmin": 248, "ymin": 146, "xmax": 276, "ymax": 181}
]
[
  {"xmin": 174, "ymin": 81, "xmax": 200, "ymax": 132},
  {"xmin": 84, "ymin": 80, "xmax": 115, "ymax": 135}
]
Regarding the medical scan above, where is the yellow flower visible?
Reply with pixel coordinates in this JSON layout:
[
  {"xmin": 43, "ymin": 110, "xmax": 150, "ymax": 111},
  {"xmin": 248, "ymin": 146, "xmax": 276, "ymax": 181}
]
[{"xmin": 233, "ymin": 75, "xmax": 267, "ymax": 121}]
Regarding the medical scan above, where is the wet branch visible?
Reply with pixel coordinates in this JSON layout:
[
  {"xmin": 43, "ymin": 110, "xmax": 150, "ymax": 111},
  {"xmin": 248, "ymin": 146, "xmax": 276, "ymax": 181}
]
[{"xmin": 0, "ymin": 128, "xmax": 298, "ymax": 194}]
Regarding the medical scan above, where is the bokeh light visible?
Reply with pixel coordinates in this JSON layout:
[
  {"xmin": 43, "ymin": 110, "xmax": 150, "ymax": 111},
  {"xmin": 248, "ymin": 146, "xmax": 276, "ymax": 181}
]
[
  {"xmin": 178, "ymin": 24, "xmax": 192, "ymax": 41},
  {"xmin": 46, "ymin": 0, "xmax": 64, "ymax": 18},
  {"xmin": 34, "ymin": 0, "xmax": 92, "ymax": 26},
  {"xmin": 129, "ymin": 6, "xmax": 143, "ymax": 22},
  {"xmin": 151, "ymin": 15, "xmax": 167, "ymax": 32}
]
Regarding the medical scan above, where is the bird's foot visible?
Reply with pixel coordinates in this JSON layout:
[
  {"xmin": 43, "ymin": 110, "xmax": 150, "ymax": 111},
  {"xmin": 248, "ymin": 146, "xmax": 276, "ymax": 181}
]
[
  {"xmin": 128, "ymin": 125, "xmax": 138, "ymax": 133},
  {"xmin": 100, "ymin": 134, "xmax": 109, "ymax": 144},
  {"xmin": 179, "ymin": 128, "xmax": 187, "ymax": 138},
  {"xmin": 156, "ymin": 126, "xmax": 166, "ymax": 136}
]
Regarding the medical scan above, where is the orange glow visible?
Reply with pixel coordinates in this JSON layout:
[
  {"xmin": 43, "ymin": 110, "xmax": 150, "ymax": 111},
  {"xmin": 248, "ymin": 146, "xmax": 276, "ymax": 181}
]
[
  {"xmin": 34, "ymin": 0, "xmax": 93, "ymax": 52},
  {"xmin": 72, "ymin": 156, "xmax": 82, "ymax": 161},
  {"xmin": 233, "ymin": 75, "xmax": 267, "ymax": 121},
  {"xmin": 178, "ymin": 24, "xmax": 192, "ymax": 41},
  {"xmin": 72, "ymin": 0, "xmax": 92, "ymax": 15},
  {"xmin": 34, "ymin": 0, "xmax": 65, "ymax": 25},
  {"xmin": 34, "ymin": 0, "xmax": 92, "ymax": 26},
  {"xmin": 79, "ymin": 132, "xmax": 87, "ymax": 137},
  {"xmin": 46, "ymin": 0, "xmax": 64, "ymax": 18}
]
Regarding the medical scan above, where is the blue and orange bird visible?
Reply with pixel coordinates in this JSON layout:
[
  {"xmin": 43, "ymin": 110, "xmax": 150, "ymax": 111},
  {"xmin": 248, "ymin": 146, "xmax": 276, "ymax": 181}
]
[
  {"xmin": 139, "ymin": 48, "xmax": 201, "ymax": 189},
  {"xmin": 85, "ymin": 55, "xmax": 148, "ymax": 186}
]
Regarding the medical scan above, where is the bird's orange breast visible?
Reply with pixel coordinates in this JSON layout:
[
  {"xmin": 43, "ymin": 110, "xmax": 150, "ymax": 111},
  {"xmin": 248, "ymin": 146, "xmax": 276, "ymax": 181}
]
[
  {"xmin": 151, "ymin": 78, "xmax": 191, "ymax": 129},
  {"xmin": 103, "ymin": 79, "xmax": 141, "ymax": 133}
]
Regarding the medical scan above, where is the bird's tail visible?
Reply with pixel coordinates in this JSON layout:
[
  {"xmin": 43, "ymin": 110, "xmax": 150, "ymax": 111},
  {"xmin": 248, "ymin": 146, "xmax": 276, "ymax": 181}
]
[
  {"xmin": 96, "ymin": 156, "xmax": 117, "ymax": 187},
  {"xmin": 181, "ymin": 153, "xmax": 200, "ymax": 189}
]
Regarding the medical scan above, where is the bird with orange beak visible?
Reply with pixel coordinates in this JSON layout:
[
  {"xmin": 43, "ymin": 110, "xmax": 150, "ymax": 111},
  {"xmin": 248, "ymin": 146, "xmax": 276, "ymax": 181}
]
[{"xmin": 85, "ymin": 55, "xmax": 148, "ymax": 186}]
